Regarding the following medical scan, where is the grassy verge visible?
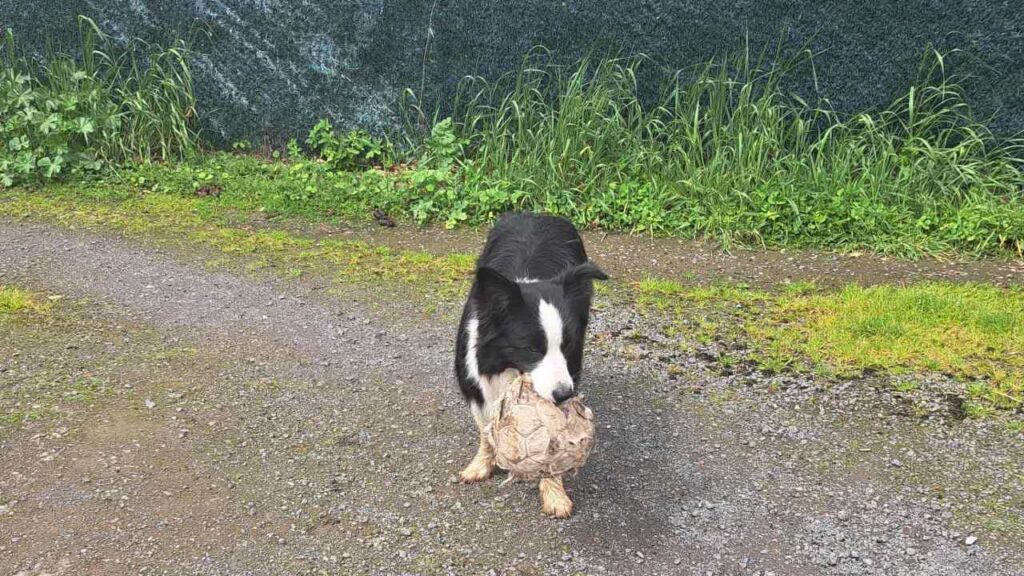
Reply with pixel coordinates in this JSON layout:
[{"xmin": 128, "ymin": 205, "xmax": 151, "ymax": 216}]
[
  {"xmin": 637, "ymin": 279, "xmax": 1023, "ymax": 415},
  {"xmin": 4, "ymin": 16, "xmax": 1022, "ymax": 257},
  {"xmin": 402, "ymin": 49, "xmax": 1024, "ymax": 256},
  {"xmin": 126, "ymin": 46, "xmax": 1024, "ymax": 259},
  {"xmin": 0, "ymin": 183, "xmax": 476, "ymax": 301}
]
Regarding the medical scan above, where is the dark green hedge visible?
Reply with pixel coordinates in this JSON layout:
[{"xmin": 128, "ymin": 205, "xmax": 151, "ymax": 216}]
[{"xmin": 6, "ymin": 0, "xmax": 1021, "ymax": 146}]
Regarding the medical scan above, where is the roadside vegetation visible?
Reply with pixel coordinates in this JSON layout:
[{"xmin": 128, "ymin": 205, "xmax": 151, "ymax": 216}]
[
  {"xmin": 414, "ymin": 48, "xmax": 1024, "ymax": 256},
  {"xmin": 1, "ymin": 19, "xmax": 1022, "ymax": 417},
  {"xmin": 1, "ymin": 17, "xmax": 196, "ymax": 186},
  {"xmin": 3, "ymin": 21, "xmax": 1022, "ymax": 256}
]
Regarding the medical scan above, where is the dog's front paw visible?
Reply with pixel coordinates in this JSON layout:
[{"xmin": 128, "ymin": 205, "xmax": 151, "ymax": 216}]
[
  {"xmin": 459, "ymin": 454, "xmax": 494, "ymax": 483},
  {"xmin": 539, "ymin": 477, "xmax": 573, "ymax": 518}
]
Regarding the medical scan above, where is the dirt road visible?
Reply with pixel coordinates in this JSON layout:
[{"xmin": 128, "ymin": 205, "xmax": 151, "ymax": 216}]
[{"xmin": 1, "ymin": 219, "xmax": 1022, "ymax": 576}]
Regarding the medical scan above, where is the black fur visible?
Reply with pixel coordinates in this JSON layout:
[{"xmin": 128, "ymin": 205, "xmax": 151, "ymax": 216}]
[{"xmin": 455, "ymin": 213, "xmax": 608, "ymax": 406}]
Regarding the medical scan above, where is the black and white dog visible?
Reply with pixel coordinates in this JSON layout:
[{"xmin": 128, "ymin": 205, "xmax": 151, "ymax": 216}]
[{"xmin": 455, "ymin": 212, "xmax": 607, "ymax": 517}]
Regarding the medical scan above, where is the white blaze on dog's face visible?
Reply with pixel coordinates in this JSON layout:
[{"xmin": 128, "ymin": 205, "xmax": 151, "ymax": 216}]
[
  {"xmin": 470, "ymin": 264, "xmax": 606, "ymax": 405},
  {"xmin": 528, "ymin": 300, "xmax": 575, "ymax": 403}
]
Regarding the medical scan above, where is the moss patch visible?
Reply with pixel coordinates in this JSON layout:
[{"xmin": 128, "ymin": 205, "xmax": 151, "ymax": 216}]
[
  {"xmin": 636, "ymin": 278, "xmax": 1024, "ymax": 413},
  {"xmin": 0, "ymin": 186, "xmax": 475, "ymax": 299},
  {"xmin": 0, "ymin": 286, "xmax": 49, "ymax": 316},
  {"xmin": 756, "ymin": 283, "xmax": 1023, "ymax": 407}
]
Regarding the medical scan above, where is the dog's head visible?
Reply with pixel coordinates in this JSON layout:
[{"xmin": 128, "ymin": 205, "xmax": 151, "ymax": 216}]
[{"xmin": 472, "ymin": 262, "xmax": 608, "ymax": 403}]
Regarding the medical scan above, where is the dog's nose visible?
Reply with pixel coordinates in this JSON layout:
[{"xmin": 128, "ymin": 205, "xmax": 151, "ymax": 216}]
[{"xmin": 552, "ymin": 386, "xmax": 576, "ymax": 404}]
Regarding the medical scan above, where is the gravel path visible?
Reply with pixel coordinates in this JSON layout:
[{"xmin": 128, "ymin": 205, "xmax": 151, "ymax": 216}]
[{"xmin": 1, "ymin": 219, "xmax": 1022, "ymax": 576}]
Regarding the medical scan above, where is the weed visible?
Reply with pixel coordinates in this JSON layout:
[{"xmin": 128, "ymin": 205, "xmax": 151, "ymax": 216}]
[
  {"xmin": 305, "ymin": 119, "xmax": 386, "ymax": 171},
  {"xmin": 962, "ymin": 401, "xmax": 994, "ymax": 419},
  {"xmin": 893, "ymin": 380, "xmax": 920, "ymax": 393},
  {"xmin": 0, "ymin": 17, "xmax": 197, "ymax": 185},
  {"xmin": 404, "ymin": 47, "xmax": 1024, "ymax": 256}
]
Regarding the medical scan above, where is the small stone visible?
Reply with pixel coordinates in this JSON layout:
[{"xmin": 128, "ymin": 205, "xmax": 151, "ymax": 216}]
[
  {"xmin": 144, "ymin": 399, "xmax": 156, "ymax": 409},
  {"xmin": 965, "ymin": 536, "xmax": 977, "ymax": 546},
  {"xmin": 837, "ymin": 510, "xmax": 851, "ymax": 522}
]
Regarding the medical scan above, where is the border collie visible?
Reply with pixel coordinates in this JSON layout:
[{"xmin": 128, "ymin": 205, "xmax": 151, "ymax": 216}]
[{"xmin": 455, "ymin": 212, "xmax": 607, "ymax": 517}]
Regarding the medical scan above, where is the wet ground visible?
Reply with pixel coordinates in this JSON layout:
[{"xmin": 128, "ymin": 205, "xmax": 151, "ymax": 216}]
[{"xmin": 1, "ymin": 218, "xmax": 1022, "ymax": 576}]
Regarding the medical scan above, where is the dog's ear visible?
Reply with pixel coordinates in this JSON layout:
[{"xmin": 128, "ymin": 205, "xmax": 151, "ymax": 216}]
[
  {"xmin": 473, "ymin": 266, "xmax": 523, "ymax": 318},
  {"xmin": 556, "ymin": 261, "xmax": 609, "ymax": 300}
]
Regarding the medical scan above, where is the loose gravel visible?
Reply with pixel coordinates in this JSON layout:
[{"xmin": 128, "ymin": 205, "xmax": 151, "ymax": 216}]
[{"xmin": 1, "ymin": 219, "xmax": 1022, "ymax": 576}]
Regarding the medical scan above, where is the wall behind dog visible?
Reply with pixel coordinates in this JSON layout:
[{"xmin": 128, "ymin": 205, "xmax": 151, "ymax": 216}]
[{"xmin": 5, "ymin": 1, "xmax": 1021, "ymax": 146}]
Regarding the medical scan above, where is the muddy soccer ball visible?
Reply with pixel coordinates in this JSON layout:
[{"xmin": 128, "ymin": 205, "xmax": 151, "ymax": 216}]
[{"xmin": 486, "ymin": 374, "xmax": 595, "ymax": 480}]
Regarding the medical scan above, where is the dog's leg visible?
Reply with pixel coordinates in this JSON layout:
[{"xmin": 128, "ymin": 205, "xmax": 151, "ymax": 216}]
[
  {"xmin": 459, "ymin": 405, "xmax": 495, "ymax": 483},
  {"xmin": 459, "ymin": 371, "xmax": 517, "ymax": 483},
  {"xmin": 539, "ymin": 475, "xmax": 573, "ymax": 518}
]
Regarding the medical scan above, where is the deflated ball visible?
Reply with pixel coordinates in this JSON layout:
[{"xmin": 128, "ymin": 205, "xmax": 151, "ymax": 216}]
[{"xmin": 485, "ymin": 374, "xmax": 595, "ymax": 480}]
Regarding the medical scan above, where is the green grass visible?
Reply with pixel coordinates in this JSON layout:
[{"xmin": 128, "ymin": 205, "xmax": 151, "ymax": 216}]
[
  {"xmin": 636, "ymin": 278, "xmax": 1024, "ymax": 413},
  {"xmin": 121, "ymin": 153, "xmax": 405, "ymax": 223},
  {"xmin": 4, "ymin": 16, "xmax": 1023, "ymax": 256},
  {"xmin": 401, "ymin": 47, "xmax": 1024, "ymax": 256},
  {"xmin": 757, "ymin": 283, "xmax": 1023, "ymax": 407},
  {"xmin": 0, "ymin": 286, "xmax": 47, "ymax": 315},
  {"xmin": 100, "ymin": 45, "xmax": 1024, "ymax": 258},
  {"xmin": 2, "ymin": 13, "xmax": 1023, "ymax": 256}
]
